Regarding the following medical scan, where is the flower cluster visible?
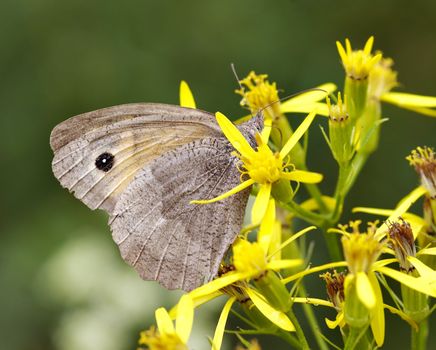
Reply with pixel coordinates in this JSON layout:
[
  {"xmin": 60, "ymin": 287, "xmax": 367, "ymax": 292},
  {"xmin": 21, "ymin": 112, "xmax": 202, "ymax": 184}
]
[{"xmin": 138, "ymin": 37, "xmax": 436, "ymax": 350}]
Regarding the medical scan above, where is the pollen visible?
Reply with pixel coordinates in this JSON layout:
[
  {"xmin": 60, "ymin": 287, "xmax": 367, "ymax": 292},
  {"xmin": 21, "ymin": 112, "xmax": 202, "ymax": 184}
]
[
  {"xmin": 232, "ymin": 239, "xmax": 268, "ymax": 277},
  {"xmin": 239, "ymin": 134, "xmax": 285, "ymax": 184},
  {"xmin": 341, "ymin": 221, "xmax": 384, "ymax": 274},
  {"xmin": 407, "ymin": 146, "xmax": 436, "ymax": 198},
  {"xmin": 139, "ymin": 327, "xmax": 186, "ymax": 350},
  {"xmin": 236, "ymin": 71, "xmax": 281, "ymax": 118},
  {"xmin": 327, "ymin": 92, "xmax": 348, "ymax": 122},
  {"xmin": 368, "ymin": 57, "xmax": 398, "ymax": 100},
  {"xmin": 387, "ymin": 219, "xmax": 416, "ymax": 273}
]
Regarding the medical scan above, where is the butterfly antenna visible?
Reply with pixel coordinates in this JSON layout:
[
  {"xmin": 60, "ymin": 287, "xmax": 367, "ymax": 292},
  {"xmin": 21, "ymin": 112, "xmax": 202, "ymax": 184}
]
[{"xmin": 230, "ymin": 63, "xmax": 244, "ymax": 91}]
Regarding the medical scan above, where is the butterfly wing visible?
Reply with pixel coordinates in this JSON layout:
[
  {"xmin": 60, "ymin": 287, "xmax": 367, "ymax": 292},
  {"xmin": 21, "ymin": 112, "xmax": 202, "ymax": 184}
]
[
  {"xmin": 110, "ymin": 137, "xmax": 249, "ymax": 291},
  {"xmin": 50, "ymin": 103, "xmax": 222, "ymax": 213}
]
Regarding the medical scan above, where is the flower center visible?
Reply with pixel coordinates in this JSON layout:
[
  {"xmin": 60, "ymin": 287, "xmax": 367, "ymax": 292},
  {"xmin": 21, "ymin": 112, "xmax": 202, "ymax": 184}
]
[
  {"xmin": 235, "ymin": 71, "xmax": 281, "ymax": 119},
  {"xmin": 240, "ymin": 137, "xmax": 284, "ymax": 184},
  {"xmin": 340, "ymin": 221, "xmax": 384, "ymax": 274},
  {"xmin": 233, "ymin": 239, "xmax": 268, "ymax": 277}
]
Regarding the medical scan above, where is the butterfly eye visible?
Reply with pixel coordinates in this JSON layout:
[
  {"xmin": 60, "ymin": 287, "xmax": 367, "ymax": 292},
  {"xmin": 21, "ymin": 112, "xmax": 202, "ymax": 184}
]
[{"xmin": 95, "ymin": 152, "xmax": 115, "ymax": 172}]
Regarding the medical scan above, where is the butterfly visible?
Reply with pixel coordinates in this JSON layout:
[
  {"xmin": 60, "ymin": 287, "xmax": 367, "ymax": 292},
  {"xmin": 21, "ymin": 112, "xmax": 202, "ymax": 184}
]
[{"xmin": 50, "ymin": 103, "xmax": 263, "ymax": 291}]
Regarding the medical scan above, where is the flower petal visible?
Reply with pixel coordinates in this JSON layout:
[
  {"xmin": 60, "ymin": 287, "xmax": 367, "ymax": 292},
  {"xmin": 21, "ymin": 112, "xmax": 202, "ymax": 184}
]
[
  {"xmin": 176, "ymin": 294, "xmax": 194, "ymax": 343},
  {"xmin": 251, "ymin": 183, "xmax": 272, "ymax": 224},
  {"xmin": 377, "ymin": 266, "xmax": 436, "ymax": 297},
  {"xmin": 179, "ymin": 80, "xmax": 196, "ymax": 108},
  {"xmin": 191, "ymin": 179, "xmax": 255, "ymax": 204},
  {"xmin": 155, "ymin": 307, "xmax": 175, "ymax": 335},
  {"xmin": 368, "ymin": 272, "xmax": 385, "ymax": 347},
  {"xmin": 268, "ymin": 226, "xmax": 316, "ymax": 259},
  {"xmin": 280, "ymin": 83, "xmax": 336, "ymax": 107},
  {"xmin": 325, "ymin": 311, "xmax": 345, "ymax": 329},
  {"xmin": 382, "ymin": 92, "xmax": 436, "ymax": 107},
  {"xmin": 363, "ymin": 36, "xmax": 374, "ymax": 55},
  {"xmin": 258, "ymin": 198, "xmax": 275, "ymax": 253},
  {"xmin": 266, "ymin": 259, "xmax": 304, "ymax": 270},
  {"xmin": 407, "ymin": 257, "xmax": 436, "ymax": 279},
  {"xmin": 245, "ymin": 288, "xmax": 295, "ymax": 331},
  {"xmin": 418, "ymin": 247, "xmax": 436, "ymax": 256},
  {"xmin": 280, "ymin": 102, "xmax": 329, "ymax": 116},
  {"xmin": 282, "ymin": 170, "xmax": 323, "ymax": 184},
  {"xmin": 169, "ymin": 291, "xmax": 222, "ymax": 319},
  {"xmin": 215, "ymin": 112, "xmax": 256, "ymax": 157},
  {"xmin": 190, "ymin": 271, "xmax": 250, "ymax": 299},
  {"xmin": 211, "ymin": 297, "xmax": 236, "ymax": 350},
  {"xmin": 280, "ymin": 110, "xmax": 317, "ymax": 158},
  {"xmin": 260, "ymin": 117, "xmax": 273, "ymax": 144},
  {"xmin": 374, "ymin": 186, "xmax": 427, "ymax": 239},
  {"xmin": 356, "ymin": 272, "xmax": 376, "ymax": 310}
]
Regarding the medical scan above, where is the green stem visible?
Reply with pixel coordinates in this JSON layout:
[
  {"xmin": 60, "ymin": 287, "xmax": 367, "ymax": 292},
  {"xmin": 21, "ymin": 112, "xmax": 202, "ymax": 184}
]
[
  {"xmin": 298, "ymin": 286, "xmax": 329, "ymax": 350},
  {"xmin": 411, "ymin": 320, "xmax": 428, "ymax": 350},
  {"xmin": 276, "ymin": 329, "xmax": 302, "ymax": 349},
  {"xmin": 281, "ymin": 201, "xmax": 326, "ymax": 227},
  {"xmin": 286, "ymin": 308, "xmax": 310, "ymax": 350},
  {"xmin": 344, "ymin": 326, "xmax": 369, "ymax": 350}
]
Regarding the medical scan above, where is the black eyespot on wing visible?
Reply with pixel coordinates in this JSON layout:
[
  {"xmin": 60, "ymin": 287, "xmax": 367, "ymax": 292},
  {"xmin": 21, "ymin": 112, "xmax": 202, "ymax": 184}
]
[{"xmin": 95, "ymin": 152, "xmax": 114, "ymax": 172}]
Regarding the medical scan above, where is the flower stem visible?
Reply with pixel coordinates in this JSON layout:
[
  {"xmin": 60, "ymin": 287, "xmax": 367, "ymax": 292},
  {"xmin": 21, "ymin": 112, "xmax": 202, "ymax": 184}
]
[
  {"xmin": 411, "ymin": 320, "xmax": 428, "ymax": 350},
  {"xmin": 344, "ymin": 326, "xmax": 369, "ymax": 350},
  {"xmin": 298, "ymin": 286, "xmax": 329, "ymax": 350},
  {"xmin": 286, "ymin": 308, "xmax": 310, "ymax": 350}
]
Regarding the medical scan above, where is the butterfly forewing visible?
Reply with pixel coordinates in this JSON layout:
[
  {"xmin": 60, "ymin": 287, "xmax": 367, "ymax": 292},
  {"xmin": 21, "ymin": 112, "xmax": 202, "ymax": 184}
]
[
  {"xmin": 50, "ymin": 104, "xmax": 222, "ymax": 213},
  {"xmin": 51, "ymin": 102, "xmax": 263, "ymax": 291}
]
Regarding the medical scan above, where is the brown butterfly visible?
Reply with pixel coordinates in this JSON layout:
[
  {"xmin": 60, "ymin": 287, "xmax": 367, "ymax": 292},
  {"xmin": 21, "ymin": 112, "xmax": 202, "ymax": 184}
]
[{"xmin": 50, "ymin": 103, "xmax": 262, "ymax": 291}]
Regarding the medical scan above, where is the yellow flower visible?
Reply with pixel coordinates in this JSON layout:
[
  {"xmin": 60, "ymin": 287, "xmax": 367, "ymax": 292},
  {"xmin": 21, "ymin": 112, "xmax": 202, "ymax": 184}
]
[
  {"xmin": 282, "ymin": 217, "xmax": 436, "ymax": 347},
  {"xmin": 191, "ymin": 110, "xmax": 323, "ymax": 223},
  {"xmin": 181, "ymin": 223, "xmax": 317, "ymax": 349},
  {"xmin": 139, "ymin": 294, "xmax": 193, "ymax": 350},
  {"xmin": 235, "ymin": 71, "xmax": 336, "ymax": 124},
  {"xmin": 336, "ymin": 36, "xmax": 382, "ymax": 80}
]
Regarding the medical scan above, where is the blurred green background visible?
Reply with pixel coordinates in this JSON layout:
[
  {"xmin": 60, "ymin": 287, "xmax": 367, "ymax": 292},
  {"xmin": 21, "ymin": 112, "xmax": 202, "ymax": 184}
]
[{"xmin": 1, "ymin": 1, "xmax": 435, "ymax": 349}]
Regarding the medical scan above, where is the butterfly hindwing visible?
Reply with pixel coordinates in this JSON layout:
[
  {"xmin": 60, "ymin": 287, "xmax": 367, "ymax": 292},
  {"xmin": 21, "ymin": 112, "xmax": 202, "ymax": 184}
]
[
  {"xmin": 109, "ymin": 137, "xmax": 250, "ymax": 291},
  {"xmin": 50, "ymin": 103, "xmax": 221, "ymax": 213}
]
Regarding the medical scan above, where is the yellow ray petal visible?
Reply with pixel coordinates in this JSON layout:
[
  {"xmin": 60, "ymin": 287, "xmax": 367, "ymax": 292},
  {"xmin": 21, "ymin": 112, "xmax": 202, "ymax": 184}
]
[
  {"xmin": 418, "ymin": 247, "xmax": 436, "ymax": 256},
  {"xmin": 211, "ymin": 297, "xmax": 236, "ymax": 350},
  {"xmin": 190, "ymin": 271, "xmax": 250, "ymax": 299},
  {"xmin": 382, "ymin": 92, "xmax": 436, "ymax": 107},
  {"xmin": 377, "ymin": 266, "xmax": 436, "ymax": 297},
  {"xmin": 260, "ymin": 117, "xmax": 273, "ymax": 144},
  {"xmin": 280, "ymin": 83, "xmax": 336, "ymax": 107},
  {"xmin": 356, "ymin": 272, "xmax": 376, "ymax": 310},
  {"xmin": 245, "ymin": 288, "xmax": 295, "ymax": 331},
  {"xmin": 368, "ymin": 272, "xmax": 385, "ymax": 347},
  {"xmin": 399, "ymin": 105, "xmax": 436, "ymax": 117},
  {"xmin": 169, "ymin": 291, "xmax": 222, "ymax": 319},
  {"xmin": 407, "ymin": 257, "xmax": 436, "ymax": 279},
  {"xmin": 282, "ymin": 170, "xmax": 323, "ymax": 184},
  {"xmin": 282, "ymin": 261, "xmax": 348, "ymax": 284},
  {"xmin": 179, "ymin": 80, "xmax": 196, "ymax": 108},
  {"xmin": 280, "ymin": 110, "xmax": 317, "ymax": 158},
  {"xmin": 191, "ymin": 179, "xmax": 255, "ymax": 204},
  {"xmin": 325, "ymin": 311, "xmax": 344, "ymax": 329},
  {"xmin": 175, "ymin": 294, "xmax": 194, "ymax": 343},
  {"xmin": 155, "ymin": 307, "xmax": 175, "ymax": 335},
  {"xmin": 336, "ymin": 41, "xmax": 348, "ymax": 64},
  {"xmin": 258, "ymin": 198, "xmax": 275, "ymax": 253},
  {"xmin": 375, "ymin": 186, "xmax": 427, "ymax": 239},
  {"xmin": 384, "ymin": 304, "xmax": 418, "ymax": 331},
  {"xmin": 266, "ymin": 259, "xmax": 304, "ymax": 270},
  {"xmin": 251, "ymin": 183, "xmax": 272, "ymax": 224},
  {"xmin": 268, "ymin": 226, "xmax": 316, "ymax": 259},
  {"xmin": 215, "ymin": 112, "xmax": 256, "ymax": 157},
  {"xmin": 363, "ymin": 36, "xmax": 374, "ymax": 55},
  {"xmin": 292, "ymin": 297, "xmax": 334, "ymax": 308},
  {"xmin": 280, "ymin": 102, "xmax": 329, "ymax": 116}
]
